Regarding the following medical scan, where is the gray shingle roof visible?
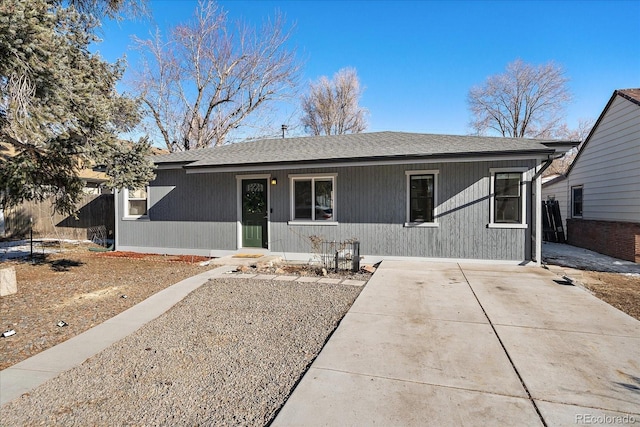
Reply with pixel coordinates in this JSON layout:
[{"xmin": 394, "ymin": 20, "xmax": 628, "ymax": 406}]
[{"xmin": 153, "ymin": 131, "xmax": 558, "ymax": 169}]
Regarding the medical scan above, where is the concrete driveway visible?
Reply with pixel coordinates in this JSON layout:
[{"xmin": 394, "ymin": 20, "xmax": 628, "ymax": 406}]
[{"xmin": 273, "ymin": 261, "xmax": 640, "ymax": 426}]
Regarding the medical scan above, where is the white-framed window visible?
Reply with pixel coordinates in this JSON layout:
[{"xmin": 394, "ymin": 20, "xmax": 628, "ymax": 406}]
[
  {"xmin": 571, "ymin": 185, "xmax": 583, "ymax": 217},
  {"xmin": 289, "ymin": 174, "xmax": 336, "ymax": 225},
  {"xmin": 489, "ymin": 168, "xmax": 527, "ymax": 228},
  {"xmin": 405, "ymin": 170, "xmax": 439, "ymax": 227},
  {"xmin": 124, "ymin": 187, "xmax": 149, "ymax": 219}
]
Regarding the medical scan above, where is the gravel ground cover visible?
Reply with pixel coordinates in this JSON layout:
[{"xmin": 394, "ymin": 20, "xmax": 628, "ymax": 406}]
[{"xmin": 0, "ymin": 278, "xmax": 362, "ymax": 426}]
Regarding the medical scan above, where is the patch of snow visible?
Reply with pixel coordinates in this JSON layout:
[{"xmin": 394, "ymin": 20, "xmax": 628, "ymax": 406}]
[
  {"xmin": 0, "ymin": 239, "xmax": 92, "ymax": 261},
  {"xmin": 543, "ymin": 242, "xmax": 640, "ymax": 274}
]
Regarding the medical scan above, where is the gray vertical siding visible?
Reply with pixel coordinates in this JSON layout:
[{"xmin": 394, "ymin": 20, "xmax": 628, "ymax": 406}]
[
  {"xmin": 269, "ymin": 161, "xmax": 534, "ymax": 260},
  {"xmin": 117, "ymin": 169, "xmax": 237, "ymax": 250},
  {"xmin": 117, "ymin": 159, "xmax": 537, "ymax": 260}
]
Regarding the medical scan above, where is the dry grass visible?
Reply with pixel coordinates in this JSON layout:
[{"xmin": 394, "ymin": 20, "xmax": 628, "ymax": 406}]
[
  {"xmin": 0, "ymin": 248, "xmax": 219, "ymax": 370},
  {"xmin": 581, "ymin": 271, "xmax": 640, "ymax": 321}
]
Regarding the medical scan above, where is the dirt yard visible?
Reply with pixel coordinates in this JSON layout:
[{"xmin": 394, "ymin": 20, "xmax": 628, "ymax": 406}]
[
  {"xmin": 580, "ymin": 271, "xmax": 640, "ymax": 321},
  {"xmin": 0, "ymin": 247, "xmax": 219, "ymax": 370}
]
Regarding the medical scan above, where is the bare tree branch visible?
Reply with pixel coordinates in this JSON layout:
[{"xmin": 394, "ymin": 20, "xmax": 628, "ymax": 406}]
[
  {"xmin": 468, "ymin": 59, "xmax": 572, "ymax": 138},
  {"xmin": 301, "ymin": 67, "xmax": 367, "ymax": 136},
  {"xmin": 132, "ymin": 1, "xmax": 300, "ymax": 151},
  {"xmin": 543, "ymin": 117, "xmax": 594, "ymax": 176}
]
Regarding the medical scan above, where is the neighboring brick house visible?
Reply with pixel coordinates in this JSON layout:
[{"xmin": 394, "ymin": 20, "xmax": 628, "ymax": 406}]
[{"xmin": 542, "ymin": 89, "xmax": 640, "ymax": 262}]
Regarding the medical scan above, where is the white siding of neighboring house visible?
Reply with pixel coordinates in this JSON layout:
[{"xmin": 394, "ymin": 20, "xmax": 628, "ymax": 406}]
[
  {"xmin": 541, "ymin": 176, "xmax": 569, "ymax": 233},
  {"xmin": 567, "ymin": 95, "xmax": 640, "ymax": 223}
]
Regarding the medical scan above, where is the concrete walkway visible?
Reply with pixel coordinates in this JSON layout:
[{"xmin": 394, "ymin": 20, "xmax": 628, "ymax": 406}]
[
  {"xmin": 0, "ymin": 265, "xmax": 234, "ymax": 405},
  {"xmin": 274, "ymin": 261, "xmax": 640, "ymax": 426}
]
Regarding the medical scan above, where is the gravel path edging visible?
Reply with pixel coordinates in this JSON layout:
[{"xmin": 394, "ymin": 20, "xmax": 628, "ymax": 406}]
[{"xmin": 224, "ymin": 271, "xmax": 368, "ymax": 286}]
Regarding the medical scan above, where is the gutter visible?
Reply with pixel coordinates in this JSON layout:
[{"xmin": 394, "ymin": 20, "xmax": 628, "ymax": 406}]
[
  {"xmin": 532, "ymin": 157, "xmax": 554, "ymax": 181},
  {"xmin": 532, "ymin": 146, "xmax": 570, "ymax": 181}
]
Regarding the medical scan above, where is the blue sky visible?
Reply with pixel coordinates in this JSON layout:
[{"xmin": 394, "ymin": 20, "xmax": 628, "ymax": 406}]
[{"xmin": 96, "ymin": 0, "xmax": 640, "ymax": 142}]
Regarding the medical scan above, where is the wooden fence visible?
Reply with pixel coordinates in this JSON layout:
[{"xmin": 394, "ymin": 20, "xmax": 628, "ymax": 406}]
[{"xmin": 3, "ymin": 194, "xmax": 114, "ymax": 241}]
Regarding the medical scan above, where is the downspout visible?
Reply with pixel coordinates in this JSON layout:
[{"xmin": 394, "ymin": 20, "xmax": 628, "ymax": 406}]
[
  {"xmin": 114, "ymin": 188, "xmax": 119, "ymax": 250},
  {"xmin": 531, "ymin": 156, "xmax": 555, "ymax": 182},
  {"xmin": 531, "ymin": 156, "xmax": 555, "ymax": 266}
]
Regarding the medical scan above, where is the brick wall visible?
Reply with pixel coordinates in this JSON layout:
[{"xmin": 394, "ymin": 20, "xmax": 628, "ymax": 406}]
[{"xmin": 567, "ymin": 219, "xmax": 640, "ymax": 263}]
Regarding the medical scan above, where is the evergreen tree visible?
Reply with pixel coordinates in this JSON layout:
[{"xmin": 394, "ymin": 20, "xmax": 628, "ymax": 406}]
[{"xmin": 0, "ymin": 0, "xmax": 154, "ymax": 214}]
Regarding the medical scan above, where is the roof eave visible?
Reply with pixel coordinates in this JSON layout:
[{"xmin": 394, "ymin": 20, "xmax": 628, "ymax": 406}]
[
  {"xmin": 153, "ymin": 161, "xmax": 195, "ymax": 169},
  {"xmin": 539, "ymin": 140, "xmax": 581, "ymax": 155},
  {"xmin": 617, "ymin": 89, "xmax": 640, "ymax": 106},
  {"xmin": 182, "ymin": 149, "xmax": 554, "ymax": 172},
  {"xmin": 541, "ymin": 174, "xmax": 567, "ymax": 187}
]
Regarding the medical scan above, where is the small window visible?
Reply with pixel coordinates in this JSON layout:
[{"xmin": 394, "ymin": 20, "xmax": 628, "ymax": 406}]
[
  {"xmin": 291, "ymin": 176, "xmax": 335, "ymax": 222},
  {"xmin": 405, "ymin": 170, "xmax": 438, "ymax": 226},
  {"xmin": 125, "ymin": 188, "xmax": 148, "ymax": 218},
  {"xmin": 494, "ymin": 172, "xmax": 522, "ymax": 223},
  {"xmin": 489, "ymin": 168, "xmax": 527, "ymax": 228},
  {"xmin": 572, "ymin": 186, "xmax": 583, "ymax": 217}
]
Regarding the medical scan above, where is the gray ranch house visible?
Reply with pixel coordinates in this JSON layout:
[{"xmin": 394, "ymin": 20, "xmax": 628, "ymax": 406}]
[{"xmin": 115, "ymin": 132, "xmax": 574, "ymax": 264}]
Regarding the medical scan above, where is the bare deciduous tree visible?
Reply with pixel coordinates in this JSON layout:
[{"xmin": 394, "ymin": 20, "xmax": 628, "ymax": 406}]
[
  {"xmin": 554, "ymin": 117, "xmax": 594, "ymax": 142},
  {"xmin": 545, "ymin": 117, "xmax": 594, "ymax": 176},
  {"xmin": 133, "ymin": 1, "xmax": 300, "ymax": 151},
  {"xmin": 468, "ymin": 59, "xmax": 571, "ymax": 138},
  {"xmin": 301, "ymin": 67, "xmax": 367, "ymax": 136}
]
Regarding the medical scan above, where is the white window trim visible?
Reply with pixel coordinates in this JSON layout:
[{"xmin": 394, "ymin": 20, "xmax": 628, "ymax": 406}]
[
  {"xmin": 288, "ymin": 173, "xmax": 338, "ymax": 225},
  {"xmin": 488, "ymin": 168, "xmax": 528, "ymax": 229},
  {"xmin": 404, "ymin": 170, "xmax": 439, "ymax": 228},
  {"xmin": 122, "ymin": 187, "xmax": 150, "ymax": 220},
  {"xmin": 571, "ymin": 185, "xmax": 583, "ymax": 218},
  {"xmin": 287, "ymin": 221, "xmax": 339, "ymax": 227}
]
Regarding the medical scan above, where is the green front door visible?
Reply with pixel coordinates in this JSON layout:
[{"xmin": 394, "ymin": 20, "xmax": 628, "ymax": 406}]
[{"xmin": 241, "ymin": 178, "xmax": 268, "ymax": 248}]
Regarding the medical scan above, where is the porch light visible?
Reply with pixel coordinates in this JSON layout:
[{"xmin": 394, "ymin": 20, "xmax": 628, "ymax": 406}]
[{"xmin": 271, "ymin": 178, "xmax": 277, "ymax": 185}]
